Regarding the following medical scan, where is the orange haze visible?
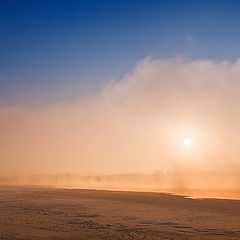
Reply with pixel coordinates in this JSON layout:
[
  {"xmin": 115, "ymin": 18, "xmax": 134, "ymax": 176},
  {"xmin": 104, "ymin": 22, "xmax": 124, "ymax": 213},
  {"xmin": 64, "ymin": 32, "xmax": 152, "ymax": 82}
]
[{"xmin": 1, "ymin": 57, "xmax": 240, "ymax": 196}]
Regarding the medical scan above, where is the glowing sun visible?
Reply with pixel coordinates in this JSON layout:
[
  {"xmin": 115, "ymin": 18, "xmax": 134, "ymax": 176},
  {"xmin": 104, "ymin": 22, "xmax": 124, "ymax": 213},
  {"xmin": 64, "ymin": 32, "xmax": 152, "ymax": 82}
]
[{"xmin": 183, "ymin": 138, "xmax": 191, "ymax": 146}]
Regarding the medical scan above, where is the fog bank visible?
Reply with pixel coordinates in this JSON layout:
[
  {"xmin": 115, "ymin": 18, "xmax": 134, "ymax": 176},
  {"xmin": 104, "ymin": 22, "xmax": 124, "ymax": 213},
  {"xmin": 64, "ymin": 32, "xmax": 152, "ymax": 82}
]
[{"xmin": 1, "ymin": 57, "xmax": 240, "ymax": 191}]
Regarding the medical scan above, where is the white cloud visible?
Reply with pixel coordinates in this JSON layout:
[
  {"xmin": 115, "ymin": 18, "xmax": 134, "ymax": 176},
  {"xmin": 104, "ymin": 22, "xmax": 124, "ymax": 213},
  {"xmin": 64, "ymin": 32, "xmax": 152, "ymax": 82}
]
[{"xmin": 1, "ymin": 57, "xmax": 240, "ymax": 176}]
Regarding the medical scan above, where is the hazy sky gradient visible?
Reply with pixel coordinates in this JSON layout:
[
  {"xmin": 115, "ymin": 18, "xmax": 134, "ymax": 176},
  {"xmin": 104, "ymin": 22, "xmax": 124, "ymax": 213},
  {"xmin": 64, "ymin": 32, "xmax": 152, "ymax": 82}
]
[{"xmin": 1, "ymin": 1, "xmax": 240, "ymax": 183}]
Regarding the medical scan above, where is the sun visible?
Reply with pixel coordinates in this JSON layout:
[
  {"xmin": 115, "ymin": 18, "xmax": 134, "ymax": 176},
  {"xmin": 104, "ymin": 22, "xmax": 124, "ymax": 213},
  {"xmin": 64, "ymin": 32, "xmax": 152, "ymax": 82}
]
[{"xmin": 183, "ymin": 138, "xmax": 191, "ymax": 146}]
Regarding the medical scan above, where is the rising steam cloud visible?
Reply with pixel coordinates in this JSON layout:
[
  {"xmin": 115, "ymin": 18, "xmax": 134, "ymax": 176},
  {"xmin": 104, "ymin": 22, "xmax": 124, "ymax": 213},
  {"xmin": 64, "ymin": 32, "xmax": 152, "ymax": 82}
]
[{"xmin": 1, "ymin": 57, "xmax": 240, "ymax": 185}]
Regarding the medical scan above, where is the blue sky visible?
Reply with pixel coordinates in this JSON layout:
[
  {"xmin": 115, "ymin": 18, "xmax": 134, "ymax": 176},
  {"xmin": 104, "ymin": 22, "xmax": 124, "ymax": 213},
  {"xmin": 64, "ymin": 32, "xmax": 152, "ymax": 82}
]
[{"xmin": 1, "ymin": 0, "xmax": 240, "ymax": 106}]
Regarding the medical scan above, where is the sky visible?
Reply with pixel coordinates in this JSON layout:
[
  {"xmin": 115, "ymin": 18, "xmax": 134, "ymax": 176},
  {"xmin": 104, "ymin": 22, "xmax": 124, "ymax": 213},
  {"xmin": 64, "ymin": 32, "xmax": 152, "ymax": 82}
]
[
  {"xmin": 1, "ymin": 0, "xmax": 240, "ymax": 189},
  {"xmin": 1, "ymin": 0, "xmax": 240, "ymax": 106}
]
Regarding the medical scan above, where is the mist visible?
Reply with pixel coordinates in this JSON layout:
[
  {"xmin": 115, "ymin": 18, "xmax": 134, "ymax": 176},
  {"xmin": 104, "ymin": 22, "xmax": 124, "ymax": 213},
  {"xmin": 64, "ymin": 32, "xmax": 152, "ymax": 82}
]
[{"xmin": 1, "ymin": 57, "xmax": 240, "ymax": 195}]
